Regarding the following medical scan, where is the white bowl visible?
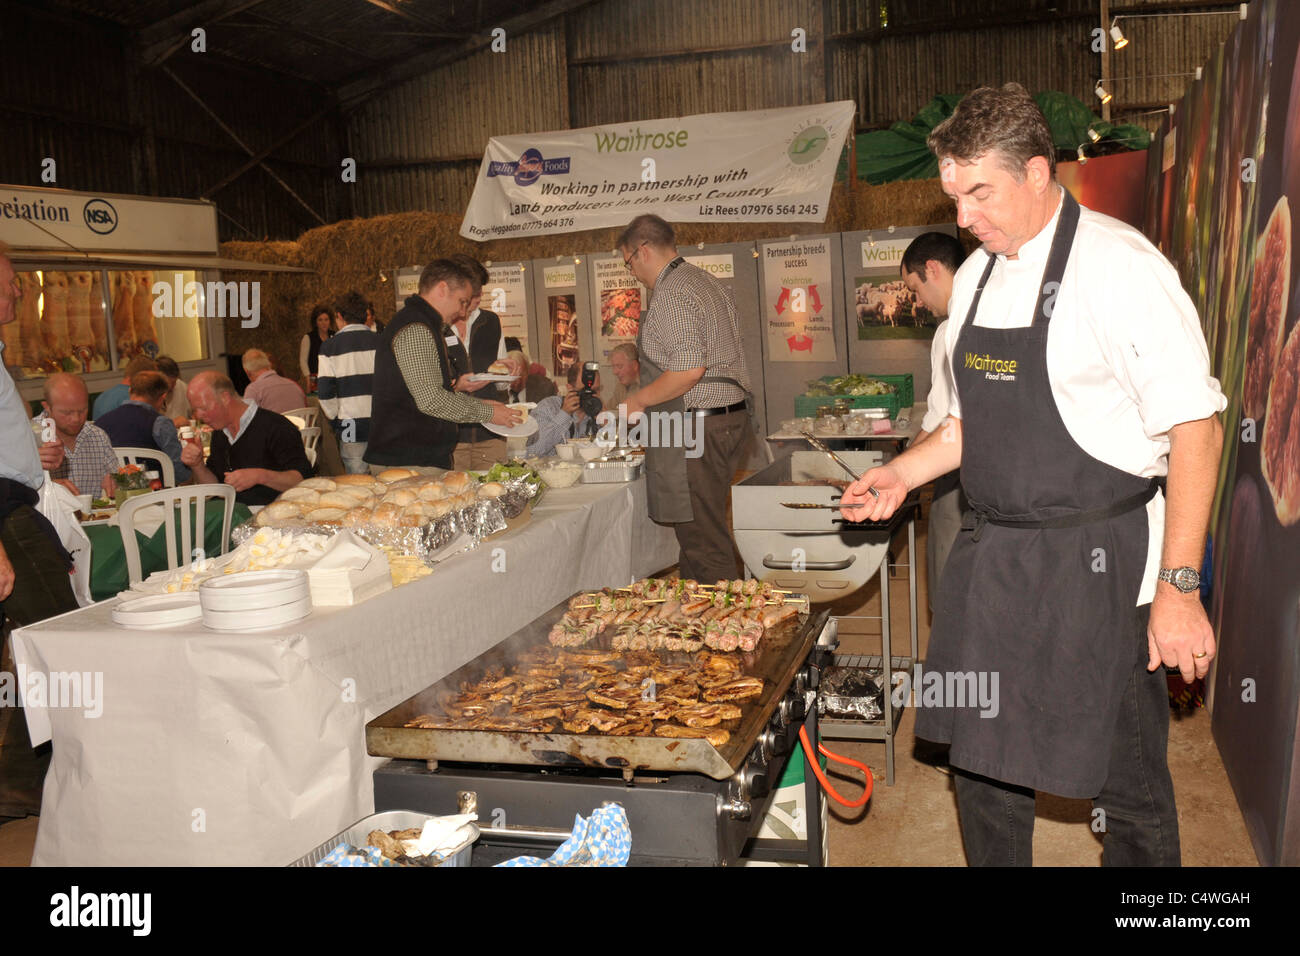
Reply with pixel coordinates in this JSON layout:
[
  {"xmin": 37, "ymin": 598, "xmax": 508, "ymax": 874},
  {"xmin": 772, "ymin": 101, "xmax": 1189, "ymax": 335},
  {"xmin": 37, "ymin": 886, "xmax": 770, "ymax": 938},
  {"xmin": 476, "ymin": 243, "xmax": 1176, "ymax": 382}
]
[
  {"xmin": 539, "ymin": 463, "xmax": 583, "ymax": 489},
  {"xmin": 75, "ymin": 494, "xmax": 94, "ymax": 512},
  {"xmin": 576, "ymin": 443, "xmax": 604, "ymax": 461},
  {"xmin": 555, "ymin": 443, "xmax": 579, "ymax": 461}
]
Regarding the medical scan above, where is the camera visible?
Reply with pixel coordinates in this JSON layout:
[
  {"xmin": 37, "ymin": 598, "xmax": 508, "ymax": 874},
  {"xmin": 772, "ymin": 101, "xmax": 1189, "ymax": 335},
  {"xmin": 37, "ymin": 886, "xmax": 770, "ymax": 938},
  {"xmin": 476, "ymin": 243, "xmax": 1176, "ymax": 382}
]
[{"xmin": 575, "ymin": 361, "xmax": 603, "ymax": 435}]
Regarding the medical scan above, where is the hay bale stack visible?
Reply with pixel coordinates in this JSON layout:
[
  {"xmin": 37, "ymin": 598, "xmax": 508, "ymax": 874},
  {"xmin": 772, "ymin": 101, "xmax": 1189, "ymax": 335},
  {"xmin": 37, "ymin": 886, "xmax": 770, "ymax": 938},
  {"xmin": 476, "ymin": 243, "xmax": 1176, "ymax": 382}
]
[{"xmin": 218, "ymin": 177, "xmax": 961, "ymax": 366}]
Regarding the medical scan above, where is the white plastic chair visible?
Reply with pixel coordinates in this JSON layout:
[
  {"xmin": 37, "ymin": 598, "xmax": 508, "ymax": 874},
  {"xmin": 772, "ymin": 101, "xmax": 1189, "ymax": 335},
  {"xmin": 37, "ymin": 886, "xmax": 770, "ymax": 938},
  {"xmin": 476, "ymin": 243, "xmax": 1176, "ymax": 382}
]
[
  {"xmin": 117, "ymin": 484, "xmax": 236, "ymax": 586},
  {"xmin": 283, "ymin": 406, "xmax": 320, "ymax": 430},
  {"xmin": 300, "ymin": 426, "xmax": 321, "ymax": 468},
  {"xmin": 115, "ymin": 447, "xmax": 176, "ymax": 489}
]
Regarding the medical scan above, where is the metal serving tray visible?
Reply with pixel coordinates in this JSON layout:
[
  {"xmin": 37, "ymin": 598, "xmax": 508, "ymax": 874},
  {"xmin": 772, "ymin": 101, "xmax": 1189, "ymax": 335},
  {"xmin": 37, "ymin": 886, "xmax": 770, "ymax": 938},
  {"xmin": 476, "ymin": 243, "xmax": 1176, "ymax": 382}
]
[
  {"xmin": 581, "ymin": 459, "xmax": 645, "ymax": 483},
  {"xmin": 367, "ymin": 597, "xmax": 828, "ymax": 780}
]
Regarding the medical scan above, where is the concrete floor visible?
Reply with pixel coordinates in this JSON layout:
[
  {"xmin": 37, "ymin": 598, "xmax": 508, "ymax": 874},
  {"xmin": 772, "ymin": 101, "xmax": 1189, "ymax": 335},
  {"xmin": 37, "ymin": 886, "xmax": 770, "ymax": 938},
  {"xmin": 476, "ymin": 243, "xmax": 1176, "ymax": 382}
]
[{"xmin": 0, "ymin": 494, "xmax": 1260, "ymax": 867}]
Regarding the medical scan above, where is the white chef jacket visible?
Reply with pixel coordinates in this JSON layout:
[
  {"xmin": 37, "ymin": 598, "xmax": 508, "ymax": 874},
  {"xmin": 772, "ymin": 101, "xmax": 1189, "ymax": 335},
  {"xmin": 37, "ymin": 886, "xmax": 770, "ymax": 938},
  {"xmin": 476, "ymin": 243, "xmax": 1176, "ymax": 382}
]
[
  {"xmin": 943, "ymin": 188, "xmax": 1227, "ymax": 605},
  {"xmin": 920, "ymin": 318, "xmax": 955, "ymax": 433}
]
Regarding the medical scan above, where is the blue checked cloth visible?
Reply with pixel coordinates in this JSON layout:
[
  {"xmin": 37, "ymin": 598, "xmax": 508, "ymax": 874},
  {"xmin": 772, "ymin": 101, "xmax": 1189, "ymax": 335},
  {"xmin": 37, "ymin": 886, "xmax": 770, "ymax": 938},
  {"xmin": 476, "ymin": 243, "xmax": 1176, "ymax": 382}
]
[
  {"xmin": 315, "ymin": 843, "xmax": 402, "ymax": 867},
  {"xmin": 496, "ymin": 804, "xmax": 631, "ymax": 867}
]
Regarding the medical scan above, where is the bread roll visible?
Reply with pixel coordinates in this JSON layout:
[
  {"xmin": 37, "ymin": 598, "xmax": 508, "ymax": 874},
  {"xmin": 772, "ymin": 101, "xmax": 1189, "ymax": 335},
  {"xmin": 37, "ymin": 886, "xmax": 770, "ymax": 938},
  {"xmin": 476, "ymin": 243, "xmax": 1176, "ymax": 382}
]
[
  {"xmin": 279, "ymin": 487, "xmax": 321, "ymax": 506},
  {"xmin": 378, "ymin": 468, "xmax": 418, "ymax": 483},
  {"xmin": 335, "ymin": 484, "xmax": 376, "ymax": 501},
  {"xmin": 417, "ymin": 481, "xmax": 446, "ymax": 502},
  {"xmin": 370, "ymin": 503, "xmax": 401, "ymax": 528},
  {"xmin": 382, "ymin": 488, "xmax": 418, "ymax": 507},
  {"xmin": 442, "ymin": 471, "xmax": 471, "ymax": 493},
  {"xmin": 426, "ymin": 500, "xmax": 452, "ymax": 519},
  {"xmin": 254, "ymin": 508, "xmax": 274, "ymax": 526},
  {"xmin": 334, "ymin": 474, "xmax": 378, "ymax": 487},
  {"xmin": 319, "ymin": 491, "xmax": 359, "ymax": 510},
  {"xmin": 478, "ymin": 481, "xmax": 506, "ymax": 499},
  {"xmin": 400, "ymin": 503, "xmax": 425, "ymax": 528},
  {"xmin": 298, "ymin": 477, "xmax": 338, "ymax": 492},
  {"xmin": 264, "ymin": 501, "xmax": 302, "ymax": 521},
  {"xmin": 306, "ymin": 507, "xmax": 347, "ymax": 523},
  {"xmin": 342, "ymin": 507, "xmax": 372, "ymax": 528}
]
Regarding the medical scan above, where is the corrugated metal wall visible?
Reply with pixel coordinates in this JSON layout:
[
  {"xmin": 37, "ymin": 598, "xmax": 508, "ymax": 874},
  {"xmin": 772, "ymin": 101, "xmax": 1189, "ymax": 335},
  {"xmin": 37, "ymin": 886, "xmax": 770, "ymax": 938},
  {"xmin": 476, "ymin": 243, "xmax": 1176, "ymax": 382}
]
[
  {"xmin": 344, "ymin": 22, "xmax": 569, "ymax": 220},
  {"xmin": 0, "ymin": 0, "xmax": 343, "ymax": 242}
]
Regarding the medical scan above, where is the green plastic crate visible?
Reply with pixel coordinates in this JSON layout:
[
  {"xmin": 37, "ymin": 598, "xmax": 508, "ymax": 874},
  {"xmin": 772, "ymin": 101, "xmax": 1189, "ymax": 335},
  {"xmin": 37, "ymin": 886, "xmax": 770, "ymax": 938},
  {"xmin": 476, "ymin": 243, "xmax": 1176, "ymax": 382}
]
[{"xmin": 793, "ymin": 373, "xmax": 913, "ymax": 420}]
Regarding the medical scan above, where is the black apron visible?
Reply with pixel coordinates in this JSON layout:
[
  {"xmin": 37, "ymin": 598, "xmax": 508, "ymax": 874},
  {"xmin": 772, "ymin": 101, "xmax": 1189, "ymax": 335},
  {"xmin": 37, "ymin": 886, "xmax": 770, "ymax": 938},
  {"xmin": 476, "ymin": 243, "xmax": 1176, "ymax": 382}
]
[
  {"xmin": 636, "ymin": 258, "xmax": 753, "ymax": 524},
  {"xmin": 914, "ymin": 191, "xmax": 1159, "ymax": 798}
]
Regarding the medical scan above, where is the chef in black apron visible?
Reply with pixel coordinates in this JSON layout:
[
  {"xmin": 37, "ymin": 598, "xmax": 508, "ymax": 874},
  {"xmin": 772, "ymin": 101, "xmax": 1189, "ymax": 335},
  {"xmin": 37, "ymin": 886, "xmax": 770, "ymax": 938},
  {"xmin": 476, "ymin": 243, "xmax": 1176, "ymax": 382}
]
[
  {"xmin": 618, "ymin": 214, "xmax": 752, "ymax": 583},
  {"xmin": 839, "ymin": 84, "xmax": 1222, "ymax": 866}
]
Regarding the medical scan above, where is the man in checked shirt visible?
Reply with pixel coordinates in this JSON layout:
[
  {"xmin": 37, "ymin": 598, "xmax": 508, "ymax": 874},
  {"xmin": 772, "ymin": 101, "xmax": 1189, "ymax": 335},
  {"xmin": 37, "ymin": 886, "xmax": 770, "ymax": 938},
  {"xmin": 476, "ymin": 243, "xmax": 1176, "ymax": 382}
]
[
  {"xmin": 364, "ymin": 259, "xmax": 520, "ymax": 474},
  {"xmin": 618, "ymin": 214, "xmax": 752, "ymax": 582}
]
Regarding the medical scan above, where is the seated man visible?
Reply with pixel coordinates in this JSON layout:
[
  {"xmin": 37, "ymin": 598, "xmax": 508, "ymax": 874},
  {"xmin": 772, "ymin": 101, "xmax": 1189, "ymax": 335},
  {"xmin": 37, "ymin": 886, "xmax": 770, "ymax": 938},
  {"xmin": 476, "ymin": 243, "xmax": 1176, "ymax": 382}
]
[
  {"xmin": 608, "ymin": 342, "xmax": 641, "ymax": 410},
  {"xmin": 34, "ymin": 372, "xmax": 116, "ymax": 499},
  {"xmin": 183, "ymin": 371, "xmax": 310, "ymax": 506},
  {"xmin": 95, "ymin": 370, "xmax": 192, "ymax": 484},
  {"xmin": 241, "ymin": 348, "xmax": 306, "ymax": 414},
  {"xmin": 525, "ymin": 364, "xmax": 602, "ymax": 457},
  {"xmin": 92, "ymin": 355, "xmax": 158, "ymax": 420}
]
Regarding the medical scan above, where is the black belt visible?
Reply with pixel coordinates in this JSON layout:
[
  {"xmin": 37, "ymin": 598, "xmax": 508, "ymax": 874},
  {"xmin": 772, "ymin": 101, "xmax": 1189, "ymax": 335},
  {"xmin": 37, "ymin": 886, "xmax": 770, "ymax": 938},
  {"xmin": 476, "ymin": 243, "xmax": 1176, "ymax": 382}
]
[
  {"xmin": 691, "ymin": 400, "xmax": 747, "ymax": 418},
  {"xmin": 963, "ymin": 480, "xmax": 1160, "ymax": 543}
]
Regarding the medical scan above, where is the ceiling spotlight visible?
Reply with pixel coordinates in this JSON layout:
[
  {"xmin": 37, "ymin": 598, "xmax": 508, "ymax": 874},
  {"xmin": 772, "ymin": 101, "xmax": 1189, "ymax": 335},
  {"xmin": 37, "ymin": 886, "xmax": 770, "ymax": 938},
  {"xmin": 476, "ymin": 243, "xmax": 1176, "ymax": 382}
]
[
  {"xmin": 1110, "ymin": 21, "xmax": 1128, "ymax": 50},
  {"xmin": 1087, "ymin": 127, "xmax": 1101, "ymax": 143},
  {"xmin": 1095, "ymin": 81, "xmax": 1112, "ymax": 105}
]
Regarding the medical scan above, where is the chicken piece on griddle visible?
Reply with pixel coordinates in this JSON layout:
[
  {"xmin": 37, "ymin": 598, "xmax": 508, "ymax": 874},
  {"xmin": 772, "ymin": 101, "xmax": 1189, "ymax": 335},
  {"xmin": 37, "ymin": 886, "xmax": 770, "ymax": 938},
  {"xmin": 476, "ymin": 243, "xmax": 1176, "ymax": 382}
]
[
  {"xmin": 653, "ymin": 724, "xmax": 730, "ymax": 746},
  {"xmin": 606, "ymin": 718, "xmax": 653, "ymax": 737},
  {"xmin": 701, "ymin": 676, "xmax": 765, "ymax": 703}
]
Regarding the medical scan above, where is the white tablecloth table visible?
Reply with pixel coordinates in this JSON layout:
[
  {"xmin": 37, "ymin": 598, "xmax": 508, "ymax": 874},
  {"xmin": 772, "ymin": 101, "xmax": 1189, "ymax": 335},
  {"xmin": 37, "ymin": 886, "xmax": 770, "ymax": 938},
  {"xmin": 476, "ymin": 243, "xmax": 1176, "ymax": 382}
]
[{"xmin": 12, "ymin": 478, "xmax": 678, "ymax": 866}]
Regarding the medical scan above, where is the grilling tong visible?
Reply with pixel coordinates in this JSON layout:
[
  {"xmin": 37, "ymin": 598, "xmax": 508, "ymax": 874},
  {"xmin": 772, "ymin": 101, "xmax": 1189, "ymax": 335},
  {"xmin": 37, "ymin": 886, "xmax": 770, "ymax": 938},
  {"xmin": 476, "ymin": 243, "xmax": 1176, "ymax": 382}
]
[{"xmin": 780, "ymin": 431, "xmax": 879, "ymax": 511}]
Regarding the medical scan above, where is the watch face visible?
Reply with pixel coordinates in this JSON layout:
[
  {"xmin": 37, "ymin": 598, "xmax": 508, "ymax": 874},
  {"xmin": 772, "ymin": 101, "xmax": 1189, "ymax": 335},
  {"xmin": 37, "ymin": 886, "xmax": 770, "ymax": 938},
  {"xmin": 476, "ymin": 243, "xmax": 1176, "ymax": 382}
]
[{"xmin": 1174, "ymin": 567, "xmax": 1199, "ymax": 591}]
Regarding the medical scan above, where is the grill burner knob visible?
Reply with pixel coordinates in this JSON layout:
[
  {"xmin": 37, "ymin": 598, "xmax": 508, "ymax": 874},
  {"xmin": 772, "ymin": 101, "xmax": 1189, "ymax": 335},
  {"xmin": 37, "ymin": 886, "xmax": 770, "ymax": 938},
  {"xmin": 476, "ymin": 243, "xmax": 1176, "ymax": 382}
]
[
  {"xmin": 756, "ymin": 728, "xmax": 776, "ymax": 762},
  {"xmin": 745, "ymin": 762, "xmax": 771, "ymax": 801}
]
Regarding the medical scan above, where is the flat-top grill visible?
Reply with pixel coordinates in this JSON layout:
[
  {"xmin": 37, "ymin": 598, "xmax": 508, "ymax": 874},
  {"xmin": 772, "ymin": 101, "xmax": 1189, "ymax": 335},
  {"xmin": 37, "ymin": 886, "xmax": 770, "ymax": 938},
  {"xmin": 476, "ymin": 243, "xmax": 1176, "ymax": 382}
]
[
  {"xmin": 366, "ymin": 595, "xmax": 838, "ymax": 865},
  {"xmin": 367, "ymin": 598, "xmax": 828, "ymax": 780}
]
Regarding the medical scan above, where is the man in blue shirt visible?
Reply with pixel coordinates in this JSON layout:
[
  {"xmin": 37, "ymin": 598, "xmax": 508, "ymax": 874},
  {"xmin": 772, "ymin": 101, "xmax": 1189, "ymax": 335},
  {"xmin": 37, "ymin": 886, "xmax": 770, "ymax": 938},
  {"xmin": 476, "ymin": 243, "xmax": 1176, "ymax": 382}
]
[
  {"xmin": 92, "ymin": 355, "xmax": 158, "ymax": 420},
  {"xmin": 526, "ymin": 365, "xmax": 602, "ymax": 457},
  {"xmin": 95, "ymin": 371, "xmax": 192, "ymax": 484}
]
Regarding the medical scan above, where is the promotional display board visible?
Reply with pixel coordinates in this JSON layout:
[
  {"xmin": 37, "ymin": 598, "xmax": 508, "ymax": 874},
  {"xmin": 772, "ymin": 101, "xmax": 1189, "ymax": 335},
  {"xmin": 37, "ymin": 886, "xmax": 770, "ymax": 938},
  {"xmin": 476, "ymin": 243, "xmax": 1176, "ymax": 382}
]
[
  {"xmin": 461, "ymin": 102, "xmax": 856, "ymax": 240},
  {"xmin": 528, "ymin": 258, "xmax": 592, "ymax": 389},
  {"xmin": 840, "ymin": 225, "xmax": 958, "ymax": 407},
  {"xmin": 758, "ymin": 234, "xmax": 846, "ymax": 428},
  {"xmin": 485, "ymin": 261, "xmax": 530, "ymax": 353},
  {"xmin": 760, "ymin": 237, "xmax": 837, "ymax": 362},
  {"xmin": 588, "ymin": 253, "xmax": 646, "ymax": 363}
]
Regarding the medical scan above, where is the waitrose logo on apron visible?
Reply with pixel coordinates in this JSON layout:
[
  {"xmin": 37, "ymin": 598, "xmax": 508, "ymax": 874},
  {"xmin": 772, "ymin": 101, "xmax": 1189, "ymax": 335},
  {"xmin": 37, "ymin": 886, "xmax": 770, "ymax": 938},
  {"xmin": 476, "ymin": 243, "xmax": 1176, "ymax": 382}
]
[{"xmin": 964, "ymin": 351, "xmax": 1018, "ymax": 382}]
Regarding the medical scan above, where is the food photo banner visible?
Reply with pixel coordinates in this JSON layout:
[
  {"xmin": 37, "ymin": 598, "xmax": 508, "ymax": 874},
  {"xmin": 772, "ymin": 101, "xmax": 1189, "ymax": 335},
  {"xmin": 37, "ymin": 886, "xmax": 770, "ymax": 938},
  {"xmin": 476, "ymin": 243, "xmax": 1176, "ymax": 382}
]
[{"xmin": 461, "ymin": 101, "xmax": 856, "ymax": 240}]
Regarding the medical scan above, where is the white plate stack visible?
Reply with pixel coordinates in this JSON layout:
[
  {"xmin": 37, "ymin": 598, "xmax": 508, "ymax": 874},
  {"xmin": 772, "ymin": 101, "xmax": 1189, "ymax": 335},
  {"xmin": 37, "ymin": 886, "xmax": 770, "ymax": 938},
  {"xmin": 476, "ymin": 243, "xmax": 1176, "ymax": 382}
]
[
  {"xmin": 198, "ymin": 569, "xmax": 312, "ymax": 632},
  {"xmin": 112, "ymin": 593, "xmax": 203, "ymax": 629}
]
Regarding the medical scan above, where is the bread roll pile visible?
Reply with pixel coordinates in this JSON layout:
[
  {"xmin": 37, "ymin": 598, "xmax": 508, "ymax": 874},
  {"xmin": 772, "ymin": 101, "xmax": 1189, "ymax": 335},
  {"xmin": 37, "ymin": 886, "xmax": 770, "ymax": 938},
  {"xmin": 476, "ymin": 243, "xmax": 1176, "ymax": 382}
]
[{"xmin": 254, "ymin": 469, "xmax": 491, "ymax": 530}]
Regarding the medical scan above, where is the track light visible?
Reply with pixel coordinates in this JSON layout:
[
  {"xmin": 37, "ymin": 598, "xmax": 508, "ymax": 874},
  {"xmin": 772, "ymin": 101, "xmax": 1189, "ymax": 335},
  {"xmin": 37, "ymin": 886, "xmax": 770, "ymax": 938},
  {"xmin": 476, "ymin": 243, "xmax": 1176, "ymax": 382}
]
[
  {"xmin": 1077, "ymin": 146, "xmax": 1088, "ymax": 165},
  {"xmin": 1087, "ymin": 127, "xmax": 1101, "ymax": 143},
  {"xmin": 1095, "ymin": 81, "xmax": 1112, "ymax": 105},
  {"xmin": 1110, "ymin": 21, "xmax": 1128, "ymax": 51}
]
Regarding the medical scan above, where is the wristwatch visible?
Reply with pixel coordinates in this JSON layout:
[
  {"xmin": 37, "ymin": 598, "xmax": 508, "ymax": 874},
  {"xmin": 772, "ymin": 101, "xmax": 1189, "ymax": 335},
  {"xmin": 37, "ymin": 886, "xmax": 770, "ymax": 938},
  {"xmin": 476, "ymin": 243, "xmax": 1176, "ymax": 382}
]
[{"xmin": 1158, "ymin": 566, "xmax": 1200, "ymax": 593}]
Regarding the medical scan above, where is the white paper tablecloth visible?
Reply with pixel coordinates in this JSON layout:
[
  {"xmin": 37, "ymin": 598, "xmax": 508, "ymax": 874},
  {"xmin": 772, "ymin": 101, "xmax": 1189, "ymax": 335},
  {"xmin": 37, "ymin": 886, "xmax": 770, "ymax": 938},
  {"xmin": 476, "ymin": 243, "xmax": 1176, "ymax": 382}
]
[{"xmin": 12, "ymin": 478, "xmax": 678, "ymax": 866}]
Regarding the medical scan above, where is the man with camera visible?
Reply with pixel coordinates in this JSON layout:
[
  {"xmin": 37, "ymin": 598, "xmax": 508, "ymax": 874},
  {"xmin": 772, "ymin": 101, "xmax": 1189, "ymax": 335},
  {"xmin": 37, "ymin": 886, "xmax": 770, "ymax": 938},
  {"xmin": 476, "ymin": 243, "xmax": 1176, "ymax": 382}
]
[
  {"xmin": 618, "ymin": 214, "xmax": 752, "ymax": 584},
  {"xmin": 525, "ymin": 363, "xmax": 604, "ymax": 457}
]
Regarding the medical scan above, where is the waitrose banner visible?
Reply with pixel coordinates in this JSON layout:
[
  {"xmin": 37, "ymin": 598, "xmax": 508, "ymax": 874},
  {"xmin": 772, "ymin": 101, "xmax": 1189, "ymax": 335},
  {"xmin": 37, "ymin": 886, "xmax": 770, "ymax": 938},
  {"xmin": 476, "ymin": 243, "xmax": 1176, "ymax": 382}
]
[{"xmin": 461, "ymin": 102, "xmax": 856, "ymax": 241}]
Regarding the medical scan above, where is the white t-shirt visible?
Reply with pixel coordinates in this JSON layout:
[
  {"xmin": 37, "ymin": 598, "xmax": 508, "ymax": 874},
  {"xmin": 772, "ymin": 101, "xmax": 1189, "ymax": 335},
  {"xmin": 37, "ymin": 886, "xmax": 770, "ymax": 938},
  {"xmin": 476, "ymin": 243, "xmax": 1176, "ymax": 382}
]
[
  {"xmin": 943, "ymin": 189, "xmax": 1226, "ymax": 604},
  {"xmin": 920, "ymin": 318, "xmax": 954, "ymax": 433}
]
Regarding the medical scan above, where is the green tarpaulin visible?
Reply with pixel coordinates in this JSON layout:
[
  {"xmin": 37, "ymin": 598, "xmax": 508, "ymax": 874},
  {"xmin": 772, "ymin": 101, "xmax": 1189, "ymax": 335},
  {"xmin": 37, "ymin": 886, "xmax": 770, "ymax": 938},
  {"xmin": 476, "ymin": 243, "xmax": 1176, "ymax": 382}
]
[{"xmin": 853, "ymin": 91, "xmax": 1151, "ymax": 185}]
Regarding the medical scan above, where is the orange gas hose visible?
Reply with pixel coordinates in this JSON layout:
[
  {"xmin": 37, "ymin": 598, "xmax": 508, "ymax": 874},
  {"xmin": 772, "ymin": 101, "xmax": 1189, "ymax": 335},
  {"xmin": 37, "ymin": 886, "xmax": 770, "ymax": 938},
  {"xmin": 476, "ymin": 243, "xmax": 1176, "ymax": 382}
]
[{"xmin": 799, "ymin": 724, "xmax": 873, "ymax": 808}]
